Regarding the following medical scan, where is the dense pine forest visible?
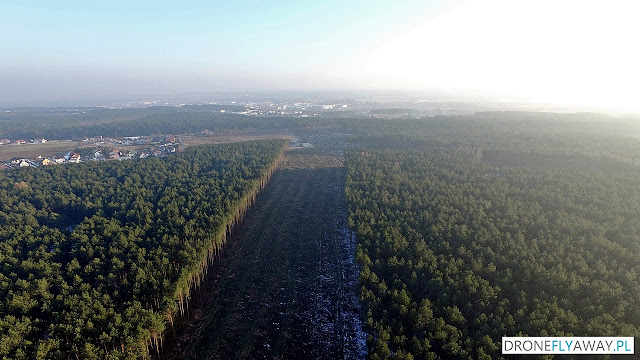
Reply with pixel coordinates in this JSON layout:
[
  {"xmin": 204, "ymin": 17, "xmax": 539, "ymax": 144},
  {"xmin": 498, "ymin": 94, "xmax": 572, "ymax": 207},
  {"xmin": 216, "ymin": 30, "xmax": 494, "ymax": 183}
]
[
  {"xmin": 0, "ymin": 140, "xmax": 286, "ymax": 359},
  {"xmin": 346, "ymin": 150, "xmax": 640, "ymax": 359},
  {"xmin": 2, "ymin": 106, "xmax": 640, "ymax": 359},
  {"xmin": 0, "ymin": 106, "xmax": 313, "ymax": 140},
  {"xmin": 345, "ymin": 117, "xmax": 640, "ymax": 359}
]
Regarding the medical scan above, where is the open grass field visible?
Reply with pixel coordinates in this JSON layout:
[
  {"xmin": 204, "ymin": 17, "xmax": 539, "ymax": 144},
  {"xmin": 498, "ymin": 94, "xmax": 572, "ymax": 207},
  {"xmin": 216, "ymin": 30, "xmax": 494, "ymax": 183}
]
[
  {"xmin": 164, "ymin": 149, "xmax": 365, "ymax": 359},
  {"xmin": 0, "ymin": 141, "xmax": 79, "ymax": 161},
  {"xmin": 181, "ymin": 131, "xmax": 295, "ymax": 148},
  {"xmin": 281, "ymin": 148, "xmax": 344, "ymax": 169}
]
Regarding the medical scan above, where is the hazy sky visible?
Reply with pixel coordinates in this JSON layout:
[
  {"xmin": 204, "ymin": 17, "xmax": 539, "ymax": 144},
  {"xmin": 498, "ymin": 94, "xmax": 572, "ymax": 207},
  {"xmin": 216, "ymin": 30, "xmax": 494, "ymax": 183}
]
[{"xmin": 2, "ymin": 0, "xmax": 639, "ymax": 111}]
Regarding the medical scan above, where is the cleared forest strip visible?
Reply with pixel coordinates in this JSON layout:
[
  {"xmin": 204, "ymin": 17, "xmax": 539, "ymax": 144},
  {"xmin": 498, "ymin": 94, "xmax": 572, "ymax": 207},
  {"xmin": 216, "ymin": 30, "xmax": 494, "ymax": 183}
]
[
  {"xmin": 161, "ymin": 145, "xmax": 287, "ymax": 351},
  {"xmin": 170, "ymin": 150, "xmax": 364, "ymax": 359}
]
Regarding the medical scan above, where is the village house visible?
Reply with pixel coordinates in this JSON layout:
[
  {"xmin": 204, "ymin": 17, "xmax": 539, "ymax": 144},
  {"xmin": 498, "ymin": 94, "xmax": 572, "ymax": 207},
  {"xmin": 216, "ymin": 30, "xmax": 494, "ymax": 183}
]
[
  {"xmin": 19, "ymin": 160, "xmax": 35, "ymax": 167},
  {"xmin": 69, "ymin": 153, "xmax": 82, "ymax": 163}
]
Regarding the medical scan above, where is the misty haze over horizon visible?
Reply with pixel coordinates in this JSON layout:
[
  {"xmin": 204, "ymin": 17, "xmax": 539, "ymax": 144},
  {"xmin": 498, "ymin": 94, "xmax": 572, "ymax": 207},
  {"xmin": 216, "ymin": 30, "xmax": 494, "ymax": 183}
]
[{"xmin": 2, "ymin": 0, "xmax": 639, "ymax": 113}]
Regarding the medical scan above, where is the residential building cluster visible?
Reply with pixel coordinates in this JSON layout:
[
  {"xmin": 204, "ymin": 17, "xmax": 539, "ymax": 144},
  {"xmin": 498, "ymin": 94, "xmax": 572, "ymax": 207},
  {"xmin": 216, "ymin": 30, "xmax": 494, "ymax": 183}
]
[
  {"xmin": 0, "ymin": 138, "xmax": 47, "ymax": 145},
  {"xmin": 0, "ymin": 135, "xmax": 181, "ymax": 170}
]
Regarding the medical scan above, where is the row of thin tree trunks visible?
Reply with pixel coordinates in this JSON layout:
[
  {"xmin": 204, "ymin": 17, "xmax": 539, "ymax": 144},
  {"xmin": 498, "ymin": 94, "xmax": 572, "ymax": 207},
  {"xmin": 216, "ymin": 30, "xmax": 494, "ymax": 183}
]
[{"xmin": 151, "ymin": 150, "xmax": 286, "ymax": 358}]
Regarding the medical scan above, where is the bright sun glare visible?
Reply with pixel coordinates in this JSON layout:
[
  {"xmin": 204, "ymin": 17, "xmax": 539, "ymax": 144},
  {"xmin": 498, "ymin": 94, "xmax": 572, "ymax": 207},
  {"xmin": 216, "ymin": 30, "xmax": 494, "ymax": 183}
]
[{"xmin": 364, "ymin": 0, "xmax": 640, "ymax": 112}]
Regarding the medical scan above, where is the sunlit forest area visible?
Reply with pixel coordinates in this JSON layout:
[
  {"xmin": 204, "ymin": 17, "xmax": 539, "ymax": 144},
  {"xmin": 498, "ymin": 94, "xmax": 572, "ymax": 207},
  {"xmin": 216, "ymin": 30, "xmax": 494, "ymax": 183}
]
[
  {"xmin": 0, "ymin": 140, "xmax": 285, "ymax": 359},
  {"xmin": 1, "ymin": 107, "xmax": 639, "ymax": 359}
]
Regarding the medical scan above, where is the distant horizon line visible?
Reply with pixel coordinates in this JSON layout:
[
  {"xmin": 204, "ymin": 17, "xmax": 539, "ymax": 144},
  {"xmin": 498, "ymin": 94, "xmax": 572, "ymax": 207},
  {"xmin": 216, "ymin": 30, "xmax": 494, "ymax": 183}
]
[{"xmin": 1, "ymin": 89, "xmax": 638, "ymax": 116}]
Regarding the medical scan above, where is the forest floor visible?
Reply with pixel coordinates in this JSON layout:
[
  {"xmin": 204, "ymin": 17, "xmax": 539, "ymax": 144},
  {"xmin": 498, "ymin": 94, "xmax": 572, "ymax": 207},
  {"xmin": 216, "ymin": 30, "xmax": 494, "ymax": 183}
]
[{"xmin": 163, "ymin": 148, "xmax": 365, "ymax": 360}]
